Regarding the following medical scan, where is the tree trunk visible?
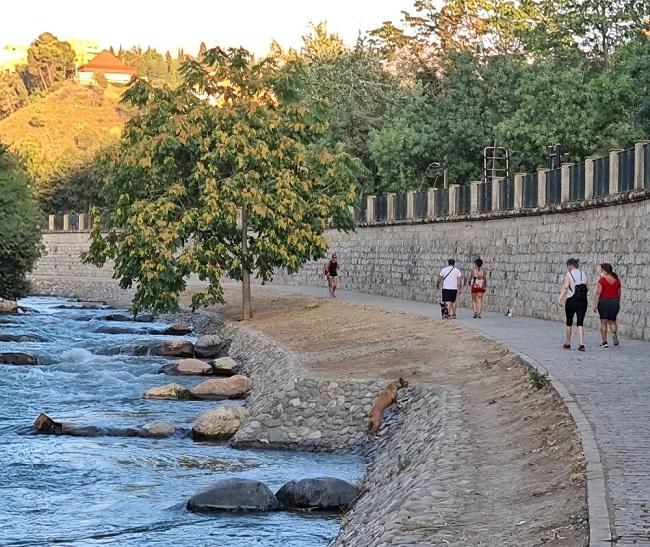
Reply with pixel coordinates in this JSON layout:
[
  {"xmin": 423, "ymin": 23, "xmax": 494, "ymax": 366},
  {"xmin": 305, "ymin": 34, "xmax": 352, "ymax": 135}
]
[{"xmin": 241, "ymin": 204, "xmax": 253, "ymax": 320}]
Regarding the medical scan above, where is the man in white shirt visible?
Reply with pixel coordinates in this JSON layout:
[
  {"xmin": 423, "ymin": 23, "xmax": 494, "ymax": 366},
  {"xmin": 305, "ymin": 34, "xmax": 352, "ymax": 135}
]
[{"xmin": 436, "ymin": 259, "xmax": 463, "ymax": 319}]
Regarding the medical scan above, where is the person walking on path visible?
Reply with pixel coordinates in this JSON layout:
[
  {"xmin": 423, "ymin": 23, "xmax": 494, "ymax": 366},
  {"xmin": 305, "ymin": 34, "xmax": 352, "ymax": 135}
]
[
  {"xmin": 593, "ymin": 263, "xmax": 622, "ymax": 348},
  {"xmin": 437, "ymin": 259, "xmax": 463, "ymax": 319},
  {"xmin": 469, "ymin": 258, "xmax": 487, "ymax": 319},
  {"xmin": 558, "ymin": 258, "xmax": 588, "ymax": 351},
  {"xmin": 324, "ymin": 254, "xmax": 339, "ymax": 298}
]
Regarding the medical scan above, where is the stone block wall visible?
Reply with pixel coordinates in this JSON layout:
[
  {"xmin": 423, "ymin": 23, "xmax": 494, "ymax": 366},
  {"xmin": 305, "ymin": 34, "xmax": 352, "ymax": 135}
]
[
  {"xmin": 274, "ymin": 197, "xmax": 650, "ymax": 340},
  {"xmin": 33, "ymin": 196, "xmax": 650, "ymax": 340}
]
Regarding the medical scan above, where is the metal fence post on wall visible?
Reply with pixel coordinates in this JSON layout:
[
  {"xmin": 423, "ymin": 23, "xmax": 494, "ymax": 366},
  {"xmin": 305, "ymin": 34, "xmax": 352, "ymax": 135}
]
[
  {"xmin": 366, "ymin": 195, "xmax": 376, "ymax": 224},
  {"xmin": 62, "ymin": 214, "xmax": 70, "ymax": 231},
  {"xmin": 448, "ymin": 184, "xmax": 459, "ymax": 216},
  {"xmin": 427, "ymin": 188, "xmax": 437, "ymax": 218},
  {"xmin": 386, "ymin": 193, "xmax": 396, "ymax": 221},
  {"xmin": 609, "ymin": 149, "xmax": 623, "ymax": 195},
  {"xmin": 491, "ymin": 177, "xmax": 503, "ymax": 212},
  {"xmin": 513, "ymin": 173, "xmax": 525, "ymax": 209},
  {"xmin": 584, "ymin": 157, "xmax": 596, "ymax": 199},
  {"xmin": 406, "ymin": 190, "xmax": 415, "ymax": 219},
  {"xmin": 470, "ymin": 181, "xmax": 481, "ymax": 214},
  {"xmin": 537, "ymin": 169, "xmax": 549, "ymax": 207},
  {"xmin": 634, "ymin": 140, "xmax": 650, "ymax": 190},
  {"xmin": 560, "ymin": 163, "xmax": 573, "ymax": 203},
  {"xmin": 48, "ymin": 215, "xmax": 55, "ymax": 231}
]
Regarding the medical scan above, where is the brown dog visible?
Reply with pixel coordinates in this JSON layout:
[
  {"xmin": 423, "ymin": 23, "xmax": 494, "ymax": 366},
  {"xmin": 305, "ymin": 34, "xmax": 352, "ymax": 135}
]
[{"xmin": 368, "ymin": 377, "xmax": 409, "ymax": 433}]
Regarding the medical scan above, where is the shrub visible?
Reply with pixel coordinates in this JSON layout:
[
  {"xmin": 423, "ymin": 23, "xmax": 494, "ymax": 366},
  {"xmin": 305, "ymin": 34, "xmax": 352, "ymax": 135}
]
[{"xmin": 0, "ymin": 145, "xmax": 41, "ymax": 298}]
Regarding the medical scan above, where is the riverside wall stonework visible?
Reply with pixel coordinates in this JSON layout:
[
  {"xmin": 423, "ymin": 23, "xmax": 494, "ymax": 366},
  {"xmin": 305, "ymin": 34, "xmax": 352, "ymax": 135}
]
[
  {"xmin": 273, "ymin": 197, "xmax": 650, "ymax": 340},
  {"xmin": 33, "ymin": 195, "xmax": 650, "ymax": 339}
]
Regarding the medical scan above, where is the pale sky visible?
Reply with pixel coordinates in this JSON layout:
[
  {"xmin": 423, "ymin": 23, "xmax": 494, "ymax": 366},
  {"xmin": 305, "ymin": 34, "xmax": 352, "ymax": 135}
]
[{"xmin": 2, "ymin": 0, "xmax": 415, "ymax": 55}]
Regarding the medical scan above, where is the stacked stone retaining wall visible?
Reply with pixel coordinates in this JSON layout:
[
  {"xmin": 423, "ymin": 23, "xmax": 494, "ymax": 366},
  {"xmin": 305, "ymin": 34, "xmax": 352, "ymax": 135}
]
[{"xmin": 273, "ymin": 197, "xmax": 650, "ymax": 340}]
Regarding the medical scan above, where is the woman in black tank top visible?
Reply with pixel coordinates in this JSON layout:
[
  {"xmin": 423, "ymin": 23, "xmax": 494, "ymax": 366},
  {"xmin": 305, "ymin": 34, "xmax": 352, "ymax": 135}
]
[{"xmin": 324, "ymin": 254, "xmax": 338, "ymax": 298}]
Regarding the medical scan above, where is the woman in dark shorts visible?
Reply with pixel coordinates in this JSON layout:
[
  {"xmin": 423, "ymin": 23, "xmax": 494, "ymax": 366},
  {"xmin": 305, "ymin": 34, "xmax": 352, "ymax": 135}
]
[
  {"xmin": 324, "ymin": 254, "xmax": 338, "ymax": 298},
  {"xmin": 558, "ymin": 258, "xmax": 588, "ymax": 351},
  {"xmin": 593, "ymin": 263, "xmax": 622, "ymax": 348}
]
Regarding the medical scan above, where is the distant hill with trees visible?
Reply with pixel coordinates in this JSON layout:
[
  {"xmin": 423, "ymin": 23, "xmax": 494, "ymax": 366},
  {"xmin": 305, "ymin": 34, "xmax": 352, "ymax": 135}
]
[{"xmin": 0, "ymin": 82, "xmax": 128, "ymax": 209}]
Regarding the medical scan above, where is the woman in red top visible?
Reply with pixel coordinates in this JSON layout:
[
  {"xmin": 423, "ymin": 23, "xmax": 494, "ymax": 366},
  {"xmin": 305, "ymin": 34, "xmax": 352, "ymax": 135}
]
[{"xmin": 592, "ymin": 263, "xmax": 622, "ymax": 348}]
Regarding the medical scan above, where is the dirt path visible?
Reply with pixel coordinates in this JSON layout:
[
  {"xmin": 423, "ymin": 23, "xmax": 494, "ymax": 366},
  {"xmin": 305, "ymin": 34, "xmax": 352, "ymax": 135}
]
[{"xmin": 183, "ymin": 285, "xmax": 588, "ymax": 546}]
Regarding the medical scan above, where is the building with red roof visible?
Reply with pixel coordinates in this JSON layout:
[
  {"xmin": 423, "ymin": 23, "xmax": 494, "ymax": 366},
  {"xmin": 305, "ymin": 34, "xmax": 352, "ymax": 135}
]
[{"xmin": 77, "ymin": 50, "xmax": 137, "ymax": 85}]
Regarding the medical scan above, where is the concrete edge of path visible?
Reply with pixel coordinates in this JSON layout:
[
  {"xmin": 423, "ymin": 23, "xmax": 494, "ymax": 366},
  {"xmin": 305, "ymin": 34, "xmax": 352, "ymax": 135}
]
[{"xmin": 484, "ymin": 343, "xmax": 613, "ymax": 547}]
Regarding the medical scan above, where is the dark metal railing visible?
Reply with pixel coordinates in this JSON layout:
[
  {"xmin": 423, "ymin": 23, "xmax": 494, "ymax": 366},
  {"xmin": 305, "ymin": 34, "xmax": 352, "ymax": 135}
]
[
  {"xmin": 618, "ymin": 148, "xmax": 635, "ymax": 192},
  {"xmin": 500, "ymin": 178, "xmax": 514, "ymax": 210},
  {"xmin": 546, "ymin": 168, "xmax": 562, "ymax": 205},
  {"xmin": 414, "ymin": 191, "xmax": 428, "ymax": 218},
  {"xmin": 593, "ymin": 156, "xmax": 609, "ymax": 197},
  {"xmin": 569, "ymin": 162, "xmax": 585, "ymax": 201},
  {"xmin": 457, "ymin": 184, "xmax": 471, "ymax": 214},
  {"xmin": 479, "ymin": 182, "xmax": 492, "ymax": 212},
  {"xmin": 523, "ymin": 173, "xmax": 538, "ymax": 208},
  {"xmin": 436, "ymin": 189, "xmax": 449, "ymax": 217},
  {"xmin": 375, "ymin": 195, "xmax": 387, "ymax": 222},
  {"xmin": 395, "ymin": 193, "xmax": 408, "ymax": 220}
]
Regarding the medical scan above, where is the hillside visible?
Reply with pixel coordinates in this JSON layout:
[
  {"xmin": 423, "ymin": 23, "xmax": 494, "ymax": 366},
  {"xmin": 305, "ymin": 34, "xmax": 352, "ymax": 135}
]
[{"xmin": 0, "ymin": 82, "xmax": 129, "ymax": 197}]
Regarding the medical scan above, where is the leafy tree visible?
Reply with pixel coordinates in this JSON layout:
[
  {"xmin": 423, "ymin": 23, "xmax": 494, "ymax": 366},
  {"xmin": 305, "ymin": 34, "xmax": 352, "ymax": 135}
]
[
  {"xmin": 84, "ymin": 48, "xmax": 363, "ymax": 317},
  {"xmin": 0, "ymin": 73, "xmax": 29, "ymax": 119},
  {"xmin": 21, "ymin": 32, "xmax": 75, "ymax": 92},
  {"xmin": 0, "ymin": 143, "xmax": 41, "ymax": 298}
]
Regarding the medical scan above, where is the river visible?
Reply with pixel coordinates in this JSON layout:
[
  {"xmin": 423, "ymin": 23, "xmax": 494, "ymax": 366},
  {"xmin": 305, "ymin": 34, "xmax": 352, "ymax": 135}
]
[{"xmin": 0, "ymin": 296, "xmax": 364, "ymax": 546}]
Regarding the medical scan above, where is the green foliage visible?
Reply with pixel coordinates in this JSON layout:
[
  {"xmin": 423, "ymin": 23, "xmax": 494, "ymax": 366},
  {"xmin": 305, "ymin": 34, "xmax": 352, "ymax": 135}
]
[
  {"xmin": 21, "ymin": 32, "xmax": 75, "ymax": 93},
  {"xmin": 285, "ymin": 23, "xmax": 405, "ymax": 193},
  {"xmin": 0, "ymin": 73, "xmax": 29, "ymax": 119},
  {"xmin": 119, "ymin": 46, "xmax": 183, "ymax": 87},
  {"xmin": 0, "ymin": 144, "xmax": 41, "ymax": 298},
  {"xmin": 528, "ymin": 367, "xmax": 550, "ymax": 390},
  {"xmin": 84, "ymin": 47, "xmax": 364, "ymax": 313}
]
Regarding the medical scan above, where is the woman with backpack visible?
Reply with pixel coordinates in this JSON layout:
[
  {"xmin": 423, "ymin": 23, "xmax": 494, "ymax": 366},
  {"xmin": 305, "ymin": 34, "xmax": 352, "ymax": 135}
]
[{"xmin": 558, "ymin": 258, "xmax": 588, "ymax": 351}]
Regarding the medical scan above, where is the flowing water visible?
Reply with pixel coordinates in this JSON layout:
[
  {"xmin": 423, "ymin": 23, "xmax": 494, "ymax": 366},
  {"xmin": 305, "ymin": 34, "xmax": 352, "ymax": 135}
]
[{"xmin": 0, "ymin": 297, "xmax": 364, "ymax": 547}]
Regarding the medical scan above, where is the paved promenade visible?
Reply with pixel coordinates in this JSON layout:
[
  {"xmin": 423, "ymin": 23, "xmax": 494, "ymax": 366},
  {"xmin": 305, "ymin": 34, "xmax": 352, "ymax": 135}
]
[{"xmin": 270, "ymin": 284, "xmax": 649, "ymax": 546}]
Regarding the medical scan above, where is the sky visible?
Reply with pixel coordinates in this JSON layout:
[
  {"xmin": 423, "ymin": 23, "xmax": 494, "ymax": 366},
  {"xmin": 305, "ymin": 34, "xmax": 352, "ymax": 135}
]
[{"xmin": 2, "ymin": 0, "xmax": 415, "ymax": 55}]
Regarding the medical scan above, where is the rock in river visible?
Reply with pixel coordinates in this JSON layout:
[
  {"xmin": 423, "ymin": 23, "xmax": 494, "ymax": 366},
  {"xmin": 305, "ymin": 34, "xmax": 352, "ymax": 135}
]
[
  {"xmin": 164, "ymin": 324, "xmax": 193, "ymax": 336},
  {"xmin": 0, "ymin": 334, "xmax": 47, "ymax": 343},
  {"xmin": 143, "ymin": 383, "xmax": 192, "ymax": 400},
  {"xmin": 194, "ymin": 334, "xmax": 228, "ymax": 358},
  {"xmin": 210, "ymin": 356, "xmax": 238, "ymax": 376},
  {"xmin": 0, "ymin": 352, "xmax": 39, "ymax": 365},
  {"xmin": 187, "ymin": 478, "xmax": 279, "ymax": 513},
  {"xmin": 275, "ymin": 477, "xmax": 359, "ymax": 510},
  {"xmin": 0, "ymin": 299, "xmax": 18, "ymax": 314},
  {"xmin": 190, "ymin": 375, "xmax": 252, "ymax": 400},
  {"xmin": 151, "ymin": 340, "xmax": 195, "ymax": 357},
  {"xmin": 160, "ymin": 358, "xmax": 213, "ymax": 376},
  {"xmin": 191, "ymin": 404, "xmax": 249, "ymax": 440},
  {"xmin": 140, "ymin": 420, "xmax": 176, "ymax": 438}
]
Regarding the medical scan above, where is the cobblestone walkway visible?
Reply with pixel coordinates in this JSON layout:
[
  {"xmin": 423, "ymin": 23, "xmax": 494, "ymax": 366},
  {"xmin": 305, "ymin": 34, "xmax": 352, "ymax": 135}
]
[{"xmin": 270, "ymin": 284, "xmax": 650, "ymax": 546}]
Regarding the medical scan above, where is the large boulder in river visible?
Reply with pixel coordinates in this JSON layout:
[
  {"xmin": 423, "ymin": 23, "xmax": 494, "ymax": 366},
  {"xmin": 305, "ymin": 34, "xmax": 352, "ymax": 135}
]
[
  {"xmin": 0, "ymin": 299, "xmax": 18, "ymax": 314},
  {"xmin": 194, "ymin": 334, "xmax": 228, "ymax": 358},
  {"xmin": 164, "ymin": 324, "xmax": 192, "ymax": 336},
  {"xmin": 151, "ymin": 340, "xmax": 194, "ymax": 357},
  {"xmin": 95, "ymin": 325, "xmax": 146, "ymax": 335},
  {"xmin": 275, "ymin": 478, "xmax": 359, "ymax": 510},
  {"xmin": 160, "ymin": 358, "xmax": 213, "ymax": 376},
  {"xmin": 190, "ymin": 375, "xmax": 252, "ymax": 400},
  {"xmin": 143, "ymin": 383, "xmax": 192, "ymax": 400},
  {"xmin": 140, "ymin": 421, "xmax": 176, "ymax": 438},
  {"xmin": 187, "ymin": 478, "xmax": 279, "ymax": 513},
  {"xmin": 0, "ymin": 352, "xmax": 38, "ymax": 365},
  {"xmin": 192, "ymin": 404, "xmax": 249, "ymax": 440},
  {"xmin": 210, "ymin": 356, "xmax": 238, "ymax": 376}
]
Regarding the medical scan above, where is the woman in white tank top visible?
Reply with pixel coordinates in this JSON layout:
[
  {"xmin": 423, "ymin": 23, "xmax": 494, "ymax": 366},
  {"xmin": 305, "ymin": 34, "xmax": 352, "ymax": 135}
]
[{"xmin": 558, "ymin": 258, "xmax": 588, "ymax": 351}]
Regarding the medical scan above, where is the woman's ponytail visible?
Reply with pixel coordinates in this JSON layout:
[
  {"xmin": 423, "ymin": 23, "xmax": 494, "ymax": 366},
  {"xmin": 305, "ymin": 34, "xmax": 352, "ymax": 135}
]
[{"xmin": 600, "ymin": 263, "xmax": 618, "ymax": 279}]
